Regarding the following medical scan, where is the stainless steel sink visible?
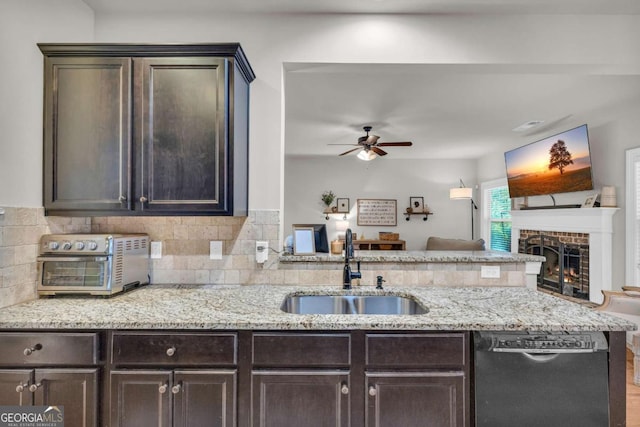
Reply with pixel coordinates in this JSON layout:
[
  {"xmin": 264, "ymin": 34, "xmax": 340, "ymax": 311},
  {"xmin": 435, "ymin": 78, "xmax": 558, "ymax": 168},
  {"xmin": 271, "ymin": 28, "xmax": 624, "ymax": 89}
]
[{"xmin": 281, "ymin": 294, "xmax": 428, "ymax": 315}]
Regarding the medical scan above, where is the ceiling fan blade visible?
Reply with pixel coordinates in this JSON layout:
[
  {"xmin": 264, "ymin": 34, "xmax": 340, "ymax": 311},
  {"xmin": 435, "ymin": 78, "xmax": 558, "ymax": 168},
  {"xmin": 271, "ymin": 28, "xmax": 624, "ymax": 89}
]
[
  {"xmin": 339, "ymin": 147, "xmax": 362, "ymax": 156},
  {"xmin": 371, "ymin": 147, "xmax": 388, "ymax": 156},
  {"xmin": 328, "ymin": 143, "xmax": 359, "ymax": 146},
  {"xmin": 377, "ymin": 141, "xmax": 413, "ymax": 147}
]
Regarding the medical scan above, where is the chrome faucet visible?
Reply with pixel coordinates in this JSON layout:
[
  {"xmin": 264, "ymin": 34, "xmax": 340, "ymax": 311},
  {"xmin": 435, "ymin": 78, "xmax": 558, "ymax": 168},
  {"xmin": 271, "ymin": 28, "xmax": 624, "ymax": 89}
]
[{"xmin": 343, "ymin": 229, "xmax": 361, "ymax": 289}]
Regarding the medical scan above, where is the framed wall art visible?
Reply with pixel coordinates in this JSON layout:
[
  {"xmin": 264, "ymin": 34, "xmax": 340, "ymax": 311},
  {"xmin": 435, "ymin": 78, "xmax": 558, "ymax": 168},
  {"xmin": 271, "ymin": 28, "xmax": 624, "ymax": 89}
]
[{"xmin": 357, "ymin": 199, "xmax": 397, "ymax": 226}]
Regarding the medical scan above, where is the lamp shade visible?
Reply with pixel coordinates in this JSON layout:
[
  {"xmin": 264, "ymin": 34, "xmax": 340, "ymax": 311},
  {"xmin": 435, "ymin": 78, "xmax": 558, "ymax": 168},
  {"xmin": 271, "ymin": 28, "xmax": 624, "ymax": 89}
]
[{"xmin": 450, "ymin": 187, "xmax": 473, "ymax": 199}]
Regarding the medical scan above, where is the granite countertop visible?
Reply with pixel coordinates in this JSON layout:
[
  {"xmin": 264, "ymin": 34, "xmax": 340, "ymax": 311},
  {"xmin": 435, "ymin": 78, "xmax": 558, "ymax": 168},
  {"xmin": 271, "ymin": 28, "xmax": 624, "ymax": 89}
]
[
  {"xmin": 0, "ymin": 285, "xmax": 634, "ymax": 332},
  {"xmin": 279, "ymin": 250, "xmax": 545, "ymax": 263}
]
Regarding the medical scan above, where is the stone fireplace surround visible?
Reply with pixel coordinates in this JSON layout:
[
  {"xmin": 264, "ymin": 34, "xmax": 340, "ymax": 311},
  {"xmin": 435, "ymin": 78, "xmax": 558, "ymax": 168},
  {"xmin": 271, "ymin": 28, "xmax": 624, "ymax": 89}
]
[{"xmin": 511, "ymin": 207, "xmax": 619, "ymax": 303}]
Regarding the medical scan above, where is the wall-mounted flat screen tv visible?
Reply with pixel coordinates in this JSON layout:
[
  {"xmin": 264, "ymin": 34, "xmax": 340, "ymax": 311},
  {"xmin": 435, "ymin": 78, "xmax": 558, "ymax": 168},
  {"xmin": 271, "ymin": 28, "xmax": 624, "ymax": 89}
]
[{"xmin": 504, "ymin": 124, "xmax": 594, "ymax": 198}]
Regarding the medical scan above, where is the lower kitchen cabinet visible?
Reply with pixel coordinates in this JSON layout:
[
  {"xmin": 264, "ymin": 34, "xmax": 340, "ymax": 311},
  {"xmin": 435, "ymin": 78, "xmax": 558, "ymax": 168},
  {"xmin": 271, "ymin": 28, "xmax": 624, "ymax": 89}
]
[
  {"xmin": 0, "ymin": 368, "xmax": 99, "ymax": 424},
  {"xmin": 251, "ymin": 371, "xmax": 350, "ymax": 427},
  {"xmin": 365, "ymin": 372, "xmax": 465, "ymax": 427},
  {"xmin": 0, "ymin": 332, "xmax": 102, "ymax": 427},
  {"xmin": 109, "ymin": 332, "xmax": 238, "ymax": 427},
  {"xmin": 110, "ymin": 370, "xmax": 236, "ymax": 427}
]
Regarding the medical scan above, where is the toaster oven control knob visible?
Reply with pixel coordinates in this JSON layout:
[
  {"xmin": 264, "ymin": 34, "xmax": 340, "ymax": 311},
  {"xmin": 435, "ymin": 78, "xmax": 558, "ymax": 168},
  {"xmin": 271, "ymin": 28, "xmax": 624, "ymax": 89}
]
[
  {"xmin": 62, "ymin": 241, "xmax": 72, "ymax": 250},
  {"xmin": 87, "ymin": 241, "xmax": 98, "ymax": 251},
  {"xmin": 48, "ymin": 241, "xmax": 59, "ymax": 250},
  {"xmin": 75, "ymin": 241, "xmax": 85, "ymax": 250}
]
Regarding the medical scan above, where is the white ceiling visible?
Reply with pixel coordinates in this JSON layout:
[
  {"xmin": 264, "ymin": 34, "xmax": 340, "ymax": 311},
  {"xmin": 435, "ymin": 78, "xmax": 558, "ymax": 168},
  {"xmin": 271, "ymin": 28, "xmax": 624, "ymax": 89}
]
[
  {"xmin": 82, "ymin": 0, "xmax": 640, "ymax": 15},
  {"xmin": 285, "ymin": 63, "xmax": 640, "ymax": 159},
  {"xmin": 81, "ymin": 0, "xmax": 640, "ymax": 160}
]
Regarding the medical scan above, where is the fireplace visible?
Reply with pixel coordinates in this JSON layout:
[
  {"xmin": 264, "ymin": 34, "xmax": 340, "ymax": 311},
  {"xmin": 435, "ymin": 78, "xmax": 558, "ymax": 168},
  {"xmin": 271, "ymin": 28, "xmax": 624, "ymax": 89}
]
[
  {"xmin": 511, "ymin": 207, "xmax": 618, "ymax": 303},
  {"xmin": 519, "ymin": 231, "xmax": 589, "ymax": 300}
]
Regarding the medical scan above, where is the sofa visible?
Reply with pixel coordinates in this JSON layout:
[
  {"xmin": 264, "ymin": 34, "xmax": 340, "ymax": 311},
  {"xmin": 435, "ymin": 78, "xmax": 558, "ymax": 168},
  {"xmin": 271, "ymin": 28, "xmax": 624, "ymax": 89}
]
[
  {"xmin": 426, "ymin": 236, "xmax": 486, "ymax": 251},
  {"xmin": 597, "ymin": 288, "xmax": 640, "ymax": 385}
]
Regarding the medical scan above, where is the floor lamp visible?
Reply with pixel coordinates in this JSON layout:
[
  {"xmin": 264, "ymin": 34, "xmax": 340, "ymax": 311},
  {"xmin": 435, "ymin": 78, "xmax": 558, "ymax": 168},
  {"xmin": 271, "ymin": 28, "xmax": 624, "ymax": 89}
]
[{"xmin": 449, "ymin": 179, "xmax": 478, "ymax": 240}]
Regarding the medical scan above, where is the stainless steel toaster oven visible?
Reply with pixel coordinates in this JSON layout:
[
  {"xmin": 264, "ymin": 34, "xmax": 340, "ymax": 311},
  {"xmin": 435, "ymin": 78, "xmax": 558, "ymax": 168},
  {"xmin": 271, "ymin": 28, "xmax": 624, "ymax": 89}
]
[{"xmin": 37, "ymin": 234, "xmax": 149, "ymax": 296}]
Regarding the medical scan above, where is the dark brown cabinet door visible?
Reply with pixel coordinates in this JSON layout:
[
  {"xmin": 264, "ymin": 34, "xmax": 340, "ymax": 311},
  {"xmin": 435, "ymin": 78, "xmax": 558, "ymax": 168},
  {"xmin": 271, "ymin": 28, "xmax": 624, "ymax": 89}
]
[
  {"xmin": 365, "ymin": 372, "xmax": 466, "ymax": 427},
  {"xmin": 43, "ymin": 56, "xmax": 132, "ymax": 213},
  {"xmin": 134, "ymin": 57, "xmax": 228, "ymax": 214},
  {"xmin": 33, "ymin": 369, "xmax": 99, "ymax": 427},
  {"xmin": 0, "ymin": 369, "xmax": 33, "ymax": 406},
  {"xmin": 251, "ymin": 371, "xmax": 350, "ymax": 427},
  {"xmin": 173, "ymin": 370, "xmax": 236, "ymax": 427},
  {"xmin": 110, "ymin": 370, "xmax": 172, "ymax": 427}
]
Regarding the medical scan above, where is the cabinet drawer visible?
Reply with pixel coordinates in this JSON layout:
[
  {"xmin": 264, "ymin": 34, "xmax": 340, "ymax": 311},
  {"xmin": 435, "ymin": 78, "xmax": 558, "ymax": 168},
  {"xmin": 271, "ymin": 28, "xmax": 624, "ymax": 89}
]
[
  {"xmin": 252, "ymin": 333, "xmax": 351, "ymax": 367},
  {"xmin": 366, "ymin": 333, "xmax": 467, "ymax": 368},
  {"xmin": 111, "ymin": 332, "xmax": 237, "ymax": 366},
  {"xmin": 0, "ymin": 332, "xmax": 99, "ymax": 366}
]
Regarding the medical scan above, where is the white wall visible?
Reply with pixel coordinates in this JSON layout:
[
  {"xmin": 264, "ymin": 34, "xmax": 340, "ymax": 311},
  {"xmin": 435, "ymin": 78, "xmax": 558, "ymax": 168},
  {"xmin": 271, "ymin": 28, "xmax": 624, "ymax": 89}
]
[
  {"xmin": 2, "ymin": 6, "xmax": 640, "ymax": 287},
  {"xmin": 0, "ymin": 0, "xmax": 94, "ymax": 207},
  {"xmin": 284, "ymin": 156, "xmax": 478, "ymax": 250}
]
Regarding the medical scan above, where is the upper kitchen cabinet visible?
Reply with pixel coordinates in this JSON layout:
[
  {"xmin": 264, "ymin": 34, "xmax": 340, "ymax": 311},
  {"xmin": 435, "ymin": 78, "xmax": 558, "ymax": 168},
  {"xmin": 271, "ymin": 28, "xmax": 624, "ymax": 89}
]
[{"xmin": 39, "ymin": 44, "xmax": 255, "ymax": 216}]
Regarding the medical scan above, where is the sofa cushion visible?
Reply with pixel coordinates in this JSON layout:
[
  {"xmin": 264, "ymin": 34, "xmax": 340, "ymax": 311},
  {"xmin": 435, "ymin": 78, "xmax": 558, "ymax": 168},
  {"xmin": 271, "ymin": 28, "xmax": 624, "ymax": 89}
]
[{"xmin": 426, "ymin": 236, "xmax": 486, "ymax": 251}]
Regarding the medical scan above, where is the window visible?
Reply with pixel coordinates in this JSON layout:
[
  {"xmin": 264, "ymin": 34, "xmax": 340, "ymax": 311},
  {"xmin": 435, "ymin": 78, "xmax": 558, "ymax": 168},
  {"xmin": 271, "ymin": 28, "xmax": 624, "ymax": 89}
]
[
  {"xmin": 481, "ymin": 179, "xmax": 512, "ymax": 252},
  {"xmin": 626, "ymin": 147, "xmax": 640, "ymax": 286}
]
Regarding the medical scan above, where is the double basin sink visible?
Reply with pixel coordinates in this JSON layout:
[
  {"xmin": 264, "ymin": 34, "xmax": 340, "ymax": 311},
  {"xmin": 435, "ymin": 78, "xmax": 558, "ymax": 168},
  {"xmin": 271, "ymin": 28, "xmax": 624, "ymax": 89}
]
[{"xmin": 281, "ymin": 294, "xmax": 428, "ymax": 315}]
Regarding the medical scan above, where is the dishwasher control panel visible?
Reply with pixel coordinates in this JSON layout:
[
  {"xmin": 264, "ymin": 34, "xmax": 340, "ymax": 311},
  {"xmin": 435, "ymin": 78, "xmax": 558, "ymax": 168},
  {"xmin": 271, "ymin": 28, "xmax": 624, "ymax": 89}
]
[{"xmin": 475, "ymin": 331, "xmax": 608, "ymax": 353}]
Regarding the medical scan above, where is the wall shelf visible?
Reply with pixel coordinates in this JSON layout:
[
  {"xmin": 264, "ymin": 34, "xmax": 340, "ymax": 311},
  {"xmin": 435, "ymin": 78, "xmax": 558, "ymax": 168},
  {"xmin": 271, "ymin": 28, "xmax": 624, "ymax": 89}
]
[{"xmin": 404, "ymin": 211, "xmax": 433, "ymax": 221}]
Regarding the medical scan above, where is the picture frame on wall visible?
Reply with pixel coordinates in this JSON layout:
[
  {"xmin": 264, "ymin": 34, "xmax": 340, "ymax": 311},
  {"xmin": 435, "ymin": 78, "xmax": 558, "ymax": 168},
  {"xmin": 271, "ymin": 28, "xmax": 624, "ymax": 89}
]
[
  {"xmin": 410, "ymin": 196, "xmax": 424, "ymax": 212},
  {"xmin": 337, "ymin": 198, "xmax": 350, "ymax": 213}
]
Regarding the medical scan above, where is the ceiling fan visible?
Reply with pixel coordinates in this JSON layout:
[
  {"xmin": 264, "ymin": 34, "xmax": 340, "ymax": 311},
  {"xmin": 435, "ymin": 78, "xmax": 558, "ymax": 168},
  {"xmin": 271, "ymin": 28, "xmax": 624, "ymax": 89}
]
[{"xmin": 330, "ymin": 126, "xmax": 413, "ymax": 160}]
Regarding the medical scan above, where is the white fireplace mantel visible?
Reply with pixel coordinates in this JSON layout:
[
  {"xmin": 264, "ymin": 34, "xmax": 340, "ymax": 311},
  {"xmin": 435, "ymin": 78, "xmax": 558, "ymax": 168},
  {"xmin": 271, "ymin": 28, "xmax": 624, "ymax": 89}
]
[{"xmin": 511, "ymin": 207, "xmax": 619, "ymax": 303}]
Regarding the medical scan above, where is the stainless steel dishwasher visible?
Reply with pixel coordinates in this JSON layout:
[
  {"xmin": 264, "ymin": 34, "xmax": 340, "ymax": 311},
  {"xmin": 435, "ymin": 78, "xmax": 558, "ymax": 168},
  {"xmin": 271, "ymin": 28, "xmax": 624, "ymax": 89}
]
[{"xmin": 474, "ymin": 331, "xmax": 610, "ymax": 427}]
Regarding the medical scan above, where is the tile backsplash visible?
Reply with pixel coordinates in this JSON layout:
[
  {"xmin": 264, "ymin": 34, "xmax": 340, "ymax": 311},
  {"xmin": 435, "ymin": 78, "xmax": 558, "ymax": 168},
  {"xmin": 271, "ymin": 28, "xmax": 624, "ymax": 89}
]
[
  {"xmin": 0, "ymin": 207, "xmax": 90, "ymax": 308},
  {"xmin": 91, "ymin": 211, "xmax": 280, "ymax": 285}
]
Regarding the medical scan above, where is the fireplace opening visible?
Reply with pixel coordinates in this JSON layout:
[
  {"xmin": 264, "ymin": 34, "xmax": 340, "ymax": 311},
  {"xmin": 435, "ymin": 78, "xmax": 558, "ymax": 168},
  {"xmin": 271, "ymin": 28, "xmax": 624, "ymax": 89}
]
[{"xmin": 520, "ymin": 233, "xmax": 589, "ymax": 300}]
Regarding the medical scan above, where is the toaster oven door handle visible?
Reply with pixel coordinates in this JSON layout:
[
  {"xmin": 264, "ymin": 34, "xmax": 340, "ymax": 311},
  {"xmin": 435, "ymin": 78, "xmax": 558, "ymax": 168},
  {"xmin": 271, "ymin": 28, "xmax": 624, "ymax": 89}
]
[{"xmin": 37, "ymin": 256, "xmax": 110, "ymax": 262}]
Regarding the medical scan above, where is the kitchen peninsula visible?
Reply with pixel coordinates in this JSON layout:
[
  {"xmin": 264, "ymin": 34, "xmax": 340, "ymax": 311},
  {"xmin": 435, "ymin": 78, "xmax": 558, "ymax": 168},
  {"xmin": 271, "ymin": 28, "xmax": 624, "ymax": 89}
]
[{"xmin": 0, "ymin": 284, "xmax": 635, "ymax": 426}]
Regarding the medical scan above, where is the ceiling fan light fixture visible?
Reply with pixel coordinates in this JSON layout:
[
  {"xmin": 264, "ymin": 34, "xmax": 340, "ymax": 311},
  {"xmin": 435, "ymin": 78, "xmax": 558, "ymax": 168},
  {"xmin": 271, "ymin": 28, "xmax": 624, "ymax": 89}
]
[{"xmin": 357, "ymin": 149, "xmax": 378, "ymax": 161}]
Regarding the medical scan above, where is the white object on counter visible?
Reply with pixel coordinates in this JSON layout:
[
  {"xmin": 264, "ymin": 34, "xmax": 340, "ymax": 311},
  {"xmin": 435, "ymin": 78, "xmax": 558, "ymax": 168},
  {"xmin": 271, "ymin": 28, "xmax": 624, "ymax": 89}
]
[{"xmin": 0, "ymin": 207, "xmax": 4, "ymax": 215}]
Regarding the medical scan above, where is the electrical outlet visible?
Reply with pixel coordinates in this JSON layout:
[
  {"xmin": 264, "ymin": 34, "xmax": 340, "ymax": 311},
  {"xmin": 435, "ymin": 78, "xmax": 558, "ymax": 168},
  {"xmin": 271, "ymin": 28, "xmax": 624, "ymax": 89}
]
[
  {"xmin": 256, "ymin": 241, "xmax": 268, "ymax": 263},
  {"xmin": 210, "ymin": 241, "xmax": 223, "ymax": 260},
  {"xmin": 481, "ymin": 265, "xmax": 501, "ymax": 279},
  {"xmin": 150, "ymin": 241, "xmax": 162, "ymax": 259}
]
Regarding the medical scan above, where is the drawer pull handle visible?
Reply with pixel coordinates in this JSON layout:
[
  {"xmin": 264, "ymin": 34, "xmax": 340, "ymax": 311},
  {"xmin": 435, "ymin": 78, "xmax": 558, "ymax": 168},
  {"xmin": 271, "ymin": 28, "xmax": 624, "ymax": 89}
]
[
  {"xmin": 171, "ymin": 384, "xmax": 182, "ymax": 394},
  {"xmin": 15, "ymin": 383, "xmax": 28, "ymax": 393},
  {"xmin": 140, "ymin": 196, "xmax": 148, "ymax": 203},
  {"xmin": 368, "ymin": 386, "xmax": 377, "ymax": 397},
  {"xmin": 23, "ymin": 344, "xmax": 42, "ymax": 356},
  {"xmin": 166, "ymin": 347, "xmax": 176, "ymax": 357},
  {"xmin": 158, "ymin": 383, "xmax": 168, "ymax": 394},
  {"xmin": 29, "ymin": 383, "xmax": 42, "ymax": 393},
  {"xmin": 341, "ymin": 384, "xmax": 349, "ymax": 395}
]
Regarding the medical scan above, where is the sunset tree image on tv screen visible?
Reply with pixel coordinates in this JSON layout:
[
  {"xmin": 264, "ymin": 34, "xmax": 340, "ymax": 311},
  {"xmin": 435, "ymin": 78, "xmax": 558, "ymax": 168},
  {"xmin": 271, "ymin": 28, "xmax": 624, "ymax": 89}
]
[{"xmin": 504, "ymin": 124, "xmax": 594, "ymax": 198}]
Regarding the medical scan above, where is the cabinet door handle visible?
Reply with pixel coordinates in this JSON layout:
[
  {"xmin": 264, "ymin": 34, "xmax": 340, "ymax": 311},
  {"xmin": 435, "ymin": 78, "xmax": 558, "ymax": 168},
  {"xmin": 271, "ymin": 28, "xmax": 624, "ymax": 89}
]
[
  {"xmin": 340, "ymin": 383, "xmax": 349, "ymax": 395},
  {"xmin": 119, "ymin": 195, "xmax": 127, "ymax": 202},
  {"xmin": 15, "ymin": 383, "xmax": 29, "ymax": 393},
  {"xmin": 139, "ymin": 196, "xmax": 148, "ymax": 203},
  {"xmin": 171, "ymin": 384, "xmax": 182, "ymax": 394},
  {"xmin": 368, "ymin": 385, "xmax": 377, "ymax": 397},
  {"xmin": 29, "ymin": 382, "xmax": 42, "ymax": 393},
  {"xmin": 166, "ymin": 346, "xmax": 176, "ymax": 357},
  {"xmin": 158, "ymin": 383, "xmax": 168, "ymax": 394},
  {"xmin": 23, "ymin": 343, "xmax": 42, "ymax": 356}
]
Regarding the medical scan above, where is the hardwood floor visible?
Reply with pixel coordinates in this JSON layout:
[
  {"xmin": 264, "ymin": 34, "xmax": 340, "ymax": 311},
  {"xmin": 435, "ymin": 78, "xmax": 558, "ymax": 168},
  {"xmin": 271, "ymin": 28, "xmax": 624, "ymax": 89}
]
[{"xmin": 628, "ymin": 349, "xmax": 640, "ymax": 427}]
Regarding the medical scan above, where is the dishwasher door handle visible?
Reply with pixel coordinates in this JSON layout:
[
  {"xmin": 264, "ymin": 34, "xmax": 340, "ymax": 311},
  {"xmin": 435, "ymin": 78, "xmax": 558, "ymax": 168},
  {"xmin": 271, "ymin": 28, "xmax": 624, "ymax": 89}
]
[{"xmin": 521, "ymin": 352, "xmax": 561, "ymax": 363}]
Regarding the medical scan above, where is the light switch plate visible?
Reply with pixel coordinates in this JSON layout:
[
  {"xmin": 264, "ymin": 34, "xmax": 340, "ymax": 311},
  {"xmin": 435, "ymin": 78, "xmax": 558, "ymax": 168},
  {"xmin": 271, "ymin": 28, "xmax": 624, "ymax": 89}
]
[
  {"xmin": 150, "ymin": 241, "xmax": 162, "ymax": 259},
  {"xmin": 210, "ymin": 241, "xmax": 223, "ymax": 260},
  {"xmin": 481, "ymin": 265, "xmax": 501, "ymax": 278}
]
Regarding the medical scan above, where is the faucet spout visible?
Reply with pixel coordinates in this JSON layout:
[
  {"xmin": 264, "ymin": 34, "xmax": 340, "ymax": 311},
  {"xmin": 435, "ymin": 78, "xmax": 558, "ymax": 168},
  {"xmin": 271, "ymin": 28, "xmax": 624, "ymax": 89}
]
[{"xmin": 343, "ymin": 229, "xmax": 361, "ymax": 289}]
